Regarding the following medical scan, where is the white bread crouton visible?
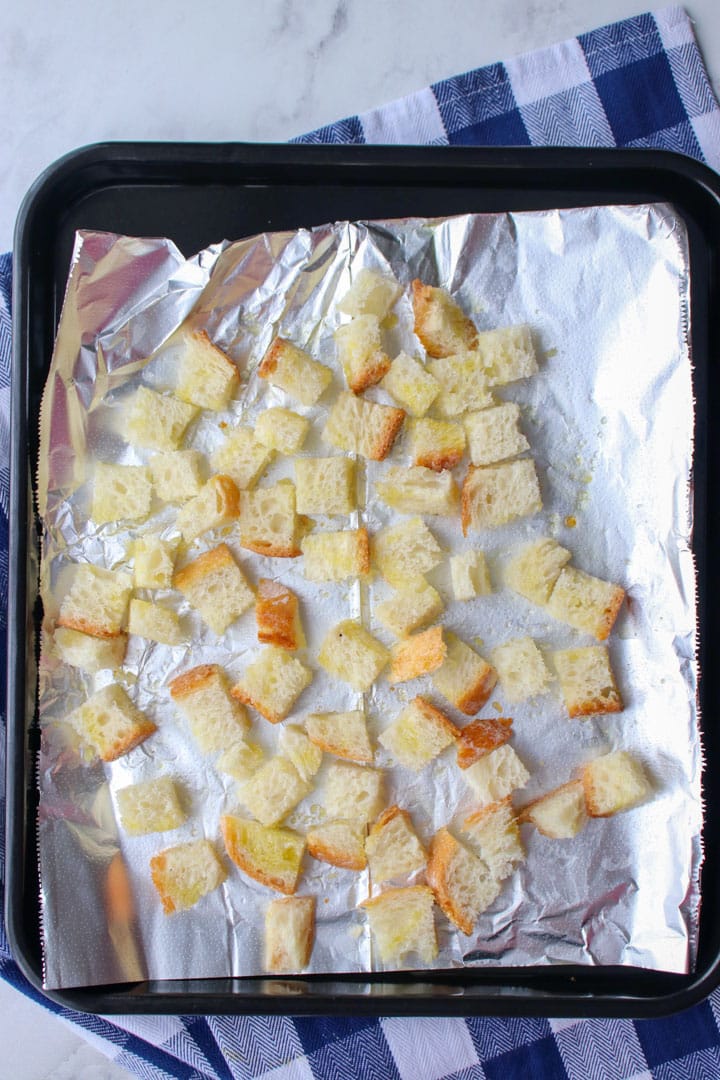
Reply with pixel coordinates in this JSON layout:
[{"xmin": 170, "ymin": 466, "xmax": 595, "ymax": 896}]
[
  {"xmin": 362, "ymin": 885, "xmax": 437, "ymax": 965},
  {"xmin": 323, "ymin": 762, "xmax": 384, "ymax": 824},
  {"xmin": 373, "ymin": 516, "xmax": 443, "ymax": 588},
  {"xmin": 462, "ymin": 798, "xmax": 525, "ymax": 881},
  {"xmin": 583, "ymin": 752, "xmax": 651, "ymax": 817},
  {"xmin": 365, "ymin": 806, "xmax": 426, "ymax": 884},
  {"xmin": 338, "ymin": 269, "xmax": 401, "ymax": 319},
  {"xmin": 259, "ymin": 338, "xmax": 332, "ymax": 405},
  {"xmin": 221, "ymin": 814, "xmax": 305, "ymax": 894},
  {"xmin": 254, "ymin": 407, "xmax": 310, "ymax": 455},
  {"xmin": 318, "ymin": 620, "xmax": 389, "ymax": 691},
  {"xmin": 57, "ymin": 564, "xmax": 133, "ymax": 638},
  {"xmin": 54, "ymin": 627, "xmax": 128, "ymax": 673},
  {"xmin": 71, "ymin": 684, "xmax": 156, "ymax": 762},
  {"xmin": 411, "ymin": 280, "xmax": 477, "ymax": 358},
  {"xmin": 374, "ymin": 580, "xmax": 444, "ymax": 637},
  {"xmin": 116, "ymin": 776, "xmax": 186, "ymax": 836},
  {"xmin": 546, "ymin": 566, "xmax": 625, "ymax": 641},
  {"xmin": 169, "ymin": 663, "xmax": 250, "ymax": 753},
  {"xmin": 553, "ymin": 646, "xmax": 623, "ymax": 718},
  {"xmin": 295, "ymin": 456, "xmax": 356, "ymax": 515},
  {"xmin": 464, "ymin": 403, "xmax": 530, "ymax": 465},
  {"xmin": 133, "ymin": 535, "xmax": 177, "ymax": 590},
  {"xmin": 256, "ymin": 578, "xmax": 305, "ymax": 650},
  {"xmin": 475, "ymin": 324, "xmax": 538, "ymax": 386},
  {"xmin": 323, "ymin": 391, "xmax": 405, "ymax": 461},
  {"xmin": 239, "ymin": 757, "xmax": 310, "ymax": 826},
  {"xmin": 335, "ymin": 314, "xmax": 391, "ymax": 392},
  {"xmin": 128, "ymin": 598, "xmax": 183, "ymax": 646},
  {"xmin": 216, "ymin": 741, "xmax": 264, "ymax": 781},
  {"xmin": 456, "ymin": 717, "xmax": 513, "ymax": 770},
  {"xmin": 409, "ymin": 418, "xmax": 466, "ymax": 472},
  {"xmin": 379, "ymin": 696, "xmax": 458, "ymax": 771},
  {"xmin": 462, "ymin": 744, "xmax": 530, "ymax": 806},
  {"xmin": 150, "ymin": 839, "xmax": 227, "ymax": 915},
  {"xmin": 265, "ymin": 896, "xmax": 316, "ymax": 973},
  {"xmin": 426, "ymin": 829, "xmax": 498, "ymax": 935},
  {"xmin": 239, "ymin": 481, "xmax": 300, "ymax": 558},
  {"xmin": 173, "ymin": 543, "xmax": 254, "ymax": 635},
  {"xmin": 491, "ymin": 636, "xmax": 551, "ymax": 702},
  {"xmin": 376, "ymin": 465, "xmax": 458, "ymax": 515},
  {"xmin": 520, "ymin": 780, "xmax": 587, "ymax": 839},
  {"xmin": 381, "ymin": 350, "xmax": 440, "ymax": 417},
  {"xmin": 210, "ymin": 427, "xmax": 273, "ymax": 490},
  {"xmin": 176, "ymin": 329, "xmax": 239, "ymax": 410},
  {"xmin": 278, "ymin": 725, "xmax": 323, "ymax": 782},
  {"xmin": 427, "ymin": 354, "xmax": 496, "ymax": 417},
  {"xmin": 305, "ymin": 710, "xmax": 373, "ymax": 764},
  {"xmin": 126, "ymin": 386, "xmax": 198, "ymax": 451},
  {"xmin": 389, "ymin": 626, "xmax": 447, "ymax": 684},
  {"xmin": 306, "ymin": 821, "xmax": 367, "ymax": 871},
  {"xmin": 432, "ymin": 634, "xmax": 497, "ymax": 715},
  {"xmin": 92, "ymin": 463, "xmax": 153, "ymax": 525},
  {"xmin": 450, "ymin": 550, "xmax": 491, "ymax": 601},
  {"xmin": 461, "ymin": 459, "xmax": 542, "ymax": 534},
  {"xmin": 301, "ymin": 529, "xmax": 370, "ymax": 582},
  {"xmin": 504, "ymin": 537, "xmax": 571, "ymax": 606},
  {"xmin": 231, "ymin": 646, "xmax": 313, "ymax": 724},
  {"xmin": 176, "ymin": 475, "xmax": 240, "ymax": 543},
  {"xmin": 150, "ymin": 450, "xmax": 203, "ymax": 504}
]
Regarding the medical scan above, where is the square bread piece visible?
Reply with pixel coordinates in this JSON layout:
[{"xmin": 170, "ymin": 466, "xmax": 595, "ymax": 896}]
[
  {"xmin": 221, "ymin": 814, "xmax": 305, "ymax": 894},
  {"xmin": 176, "ymin": 329, "xmax": 239, "ymax": 410},
  {"xmin": 553, "ymin": 645, "xmax": 623, "ymax": 718},
  {"xmin": 295, "ymin": 456, "xmax": 356, "ymax": 515},
  {"xmin": 256, "ymin": 579, "xmax": 305, "ymax": 650},
  {"xmin": 211, "ymin": 426, "xmax": 274, "ymax": 490},
  {"xmin": 427, "ymin": 354, "xmax": 496, "ymax": 418},
  {"xmin": 365, "ymin": 806, "xmax": 426, "ymax": 884},
  {"xmin": 474, "ymin": 324, "xmax": 538, "ymax": 386},
  {"xmin": 546, "ymin": 566, "xmax": 625, "ymax": 641},
  {"xmin": 216, "ymin": 741, "xmax": 265, "ymax": 782},
  {"xmin": 169, "ymin": 663, "xmax": 250, "ymax": 753},
  {"xmin": 491, "ymin": 636, "xmax": 551, "ymax": 702},
  {"xmin": 504, "ymin": 537, "xmax": 572, "ymax": 606},
  {"xmin": 461, "ymin": 459, "xmax": 542, "ymax": 533},
  {"xmin": 426, "ymin": 829, "xmax": 499, "ymax": 935},
  {"xmin": 306, "ymin": 820, "xmax": 367, "ymax": 871},
  {"xmin": 389, "ymin": 626, "xmax": 447, "ymax": 684},
  {"xmin": 126, "ymin": 386, "xmax": 199, "ymax": 452},
  {"xmin": 54, "ymin": 627, "xmax": 128, "ymax": 673},
  {"xmin": 411, "ymin": 280, "xmax": 477, "ymax": 358},
  {"xmin": 150, "ymin": 450, "xmax": 203, "ymax": 504},
  {"xmin": 302, "ymin": 528, "xmax": 370, "ymax": 582},
  {"xmin": 462, "ymin": 798, "xmax": 525, "ymax": 881},
  {"xmin": 318, "ymin": 620, "xmax": 389, "ymax": 692},
  {"xmin": 583, "ymin": 751, "xmax": 651, "ymax": 817},
  {"xmin": 239, "ymin": 757, "xmax": 310, "ymax": 827},
  {"xmin": 376, "ymin": 465, "xmax": 458, "ymax": 516},
  {"xmin": 174, "ymin": 544, "xmax": 254, "ymax": 636},
  {"xmin": 323, "ymin": 391, "xmax": 405, "ymax": 461},
  {"xmin": 335, "ymin": 313, "xmax": 391, "ymax": 393},
  {"xmin": 379, "ymin": 696, "xmax": 458, "ymax": 771},
  {"xmin": 432, "ymin": 634, "xmax": 497, "ymax": 716},
  {"xmin": 521, "ymin": 779, "xmax": 587, "ymax": 839},
  {"xmin": 176, "ymin": 475, "xmax": 240, "ymax": 543},
  {"xmin": 116, "ymin": 776, "xmax": 187, "ymax": 836},
  {"xmin": 374, "ymin": 580, "xmax": 444, "ymax": 638},
  {"xmin": 57, "ymin": 564, "xmax": 133, "ymax": 638},
  {"xmin": 338, "ymin": 269, "xmax": 401, "ymax": 319},
  {"xmin": 255, "ymin": 407, "xmax": 310, "ymax": 455},
  {"xmin": 373, "ymin": 516, "xmax": 443, "ymax": 588},
  {"xmin": 464, "ymin": 403, "xmax": 530, "ymax": 466},
  {"xmin": 305, "ymin": 710, "xmax": 373, "ymax": 764},
  {"xmin": 259, "ymin": 337, "xmax": 332, "ymax": 405},
  {"xmin": 450, "ymin": 550, "xmax": 492, "ymax": 601},
  {"xmin": 362, "ymin": 885, "xmax": 437, "ymax": 965},
  {"xmin": 409, "ymin": 418, "xmax": 466, "ymax": 472},
  {"xmin": 381, "ymin": 350, "xmax": 440, "ymax": 417},
  {"xmin": 231, "ymin": 646, "xmax": 313, "ymax": 724},
  {"xmin": 92, "ymin": 463, "xmax": 153, "ymax": 525},
  {"xmin": 265, "ymin": 896, "xmax": 316, "ymax": 973},
  {"xmin": 239, "ymin": 481, "xmax": 300, "ymax": 558},
  {"xmin": 133, "ymin": 535, "xmax": 177, "ymax": 590},
  {"xmin": 323, "ymin": 762, "xmax": 384, "ymax": 824},
  {"xmin": 278, "ymin": 725, "xmax": 323, "ymax": 782},
  {"xmin": 150, "ymin": 839, "xmax": 227, "ymax": 915},
  {"xmin": 72, "ymin": 684, "xmax": 156, "ymax": 763},
  {"xmin": 462, "ymin": 744, "xmax": 530, "ymax": 806},
  {"xmin": 456, "ymin": 717, "xmax": 513, "ymax": 769},
  {"xmin": 128, "ymin": 598, "xmax": 183, "ymax": 646}
]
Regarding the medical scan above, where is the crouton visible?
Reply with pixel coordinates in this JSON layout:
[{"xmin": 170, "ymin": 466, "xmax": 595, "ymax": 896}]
[
  {"xmin": 176, "ymin": 475, "xmax": 240, "ymax": 543},
  {"xmin": 504, "ymin": 537, "xmax": 572, "ymax": 606},
  {"xmin": 583, "ymin": 752, "xmax": 651, "ymax": 817},
  {"xmin": 462, "ymin": 744, "xmax": 530, "ymax": 806},
  {"xmin": 323, "ymin": 762, "xmax": 384, "ymax": 824},
  {"xmin": 306, "ymin": 821, "xmax": 367, "ymax": 871},
  {"xmin": 338, "ymin": 269, "xmax": 401, "ymax": 319},
  {"xmin": 365, "ymin": 806, "xmax": 426, "ymax": 884},
  {"xmin": 210, "ymin": 426, "xmax": 273, "ymax": 490},
  {"xmin": 411, "ymin": 280, "xmax": 477, "ymax": 358},
  {"xmin": 450, "ymin": 550, "xmax": 492, "ymax": 601},
  {"xmin": 254, "ymin": 407, "xmax": 310, "ymax": 455},
  {"xmin": 520, "ymin": 780, "xmax": 587, "ymax": 839},
  {"xmin": 57, "ymin": 564, "xmax": 133, "ymax": 638},
  {"xmin": 323, "ymin": 391, "xmax": 405, "ymax": 461},
  {"xmin": 462, "ymin": 798, "xmax": 525, "ymax": 880},
  {"xmin": 265, "ymin": 896, "xmax": 316, "ymax": 973},
  {"xmin": 126, "ymin": 386, "xmax": 199, "ymax": 452},
  {"xmin": 133, "ymin": 535, "xmax": 177, "ymax": 590},
  {"xmin": 176, "ymin": 329, "xmax": 239, "ymax": 410},
  {"xmin": 53, "ymin": 627, "xmax": 128, "ymax": 673},
  {"xmin": 426, "ymin": 829, "xmax": 498, "ymax": 935},
  {"xmin": 432, "ymin": 634, "xmax": 497, "ymax": 715},
  {"xmin": 169, "ymin": 663, "xmax": 250, "ymax": 753},
  {"xmin": 335, "ymin": 314, "xmax": 391, "ymax": 392},
  {"xmin": 389, "ymin": 626, "xmax": 447, "ymax": 684},
  {"xmin": 376, "ymin": 465, "xmax": 459, "ymax": 515},
  {"xmin": 259, "ymin": 337, "xmax": 332, "ymax": 405},
  {"xmin": 409, "ymin": 418, "xmax": 466, "ymax": 472},
  {"xmin": 461, "ymin": 460, "xmax": 542, "ymax": 534},
  {"xmin": 381, "ymin": 350, "xmax": 440, "ymax": 417},
  {"xmin": 150, "ymin": 450, "xmax": 204, "ymax": 504},
  {"xmin": 278, "ymin": 725, "xmax": 323, "ymax": 782},
  {"xmin": 116, "ymin": 777, "xmax": 186, "ymax": 836},
  {"xmin": 216, "ymin": 741, "xmax": 265, "ymax": 781},
  {"xmin": 256, "ymin": 578, "xmax": 305, "ymax": 650},
  {"xmin": 231, "ymin": 646, "xmax": 313, "ymax": 724},
  {"xmin": 305, "ymin": 710, "xmax": 373, "ymax": 764},
  {"xmin": 92, "ymin": 463, "xmax": 153, "ymax": 525},
  {"xmin": 295, "ymin": 456, "xmax": 356, "ymax": 515},
  {"xmin": 456, "ymin": 717, "xmax": 513, "ymax": 770},
  {"xmin": 490, "ymin": 636, "xmax": 551, "ymax": 702},
  {"xmin": 362, "ymin": 885, "xmax": 437, "ymax": 964},
  {"xmin": 239, "ymin": 757, "xmax": 310, "ymax": 827},
  {"xmin": 374, "ymin": 580, "xmax": 444, "ymax": 637},
  {"xmin": 426, "ymin": 354, "xmax": 496, "ymax": 417},
  {"xmin": 553, "ymin": 646, "xmax": 623, "ymax": 718},
  {"xmin": 71, "ymin": 684, "xmax": 156, "ymax": 762},
  {"xmin": 301, "ymin": 529, "xmax": 370, "ymax": 582},
  {"xmin": 474, "ymin": 324, "xmax": 538, "ymax": 386},
  {"xmin": 379, "ymin": 696, "xmax": 458, "ymax": 771},
  {"xmin": 464, "ymin": 403, "xmax": 530, "ymax": 465},
  {"xmin": 373, "ymin": 516, "xmax": 443, "ymax": 588},
  {"xmin": 173, "ymin": 544, "xmax": 254, "ymax": 635},
  {"xmin": 221, "ymin": 815, "xmax": 305, "ymax": 894},
  {"xmin": 318, "ymin": 620, "xmax": 389, "ymax": 692},
  {"xmin": 128, "ymin": 598, "xmax": 183, "ymax": 646},
  {"xmin": 546, "ymin": 566, "xmax": 625, "ymax": 641},
  {"xmin": 150, "ymin": 839, "xmax": 227, "ymax": 914},
  {"xmin": 239, "ymin": 481, "xmax": 300, "ymax": 558}
]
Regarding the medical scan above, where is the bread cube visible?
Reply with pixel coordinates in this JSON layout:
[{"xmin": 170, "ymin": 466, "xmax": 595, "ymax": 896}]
[
  {"xmin": 265, "ymin": 896, "xmax": 316, "ymax": 973},
  {"xmin": 505, "ymin": 538, "xmax": 571, "ymax": 606},
  {"xmin": 126, "ymin": 386, "xmax": 198, "ymax": 451},
  {"xmin": 169, "ymin": 663, "xmax": 250, "ymax": 753},
  {"xmin": 373, "ymin": 516, "xmax": 443, "ymax": 588},
  {"xmin": 547, "ymin": 566, "xmax": 625, "ymax": 641},
  {"xmin": 256, "ymin": 579, "xmax": 305, "ymax": 650},
  {"xmin": 491, "ymin": 636, "xmax": 551, "ymax": 702},
  {"xmin": 362, "ymin": 885, "xmax": 437, "ymax": 965},
  {"xmin": 411, "ymin": 280, "xmax": 477, "ymax": 358},
  {"xmin": 381, "ymin": 350, "xmax": 440, "ymax": 417},
  {"xmin": 521, "ymin": 780, "xmax": 587, "ymax": 839},
  {"xmin": 239, "ymin": 757, "xmax": 310, "ymax": 827},
  {"xmin": 464, "ymin": 403, "xmax": 530, "ymax": 465},
  {"xmin": 376, "ymin": 465, "xmax": 458, "ymax": 515},
  {"xmin": 116, "ymin": 776, "xmax": 186, "ymax": 836},
  {"xmin": 306, "ymin": 821, "xmax": 367, "ymax": 871},
  {"xmin": 53, "ymin": 627, "xmax": 128, "ymax": 673},
  {"xmin": 456, "ymin": 717, "xmax": 513, "ymax": 770},
  {"xmin": 239, "ymin": 481, "xmax": 300, "ymax": 558},
  {"xmin": 92, "ymin": 463, "xmax": 153, "ymax": 525},
  {"xmin": 553, "ymin": 646, "xmax": 623, "ymax": 718},
  {"xmin": 374, "ymin": 580, "xmax": 444, "ymax": 637},
  {"xmin": 295, "ymin": 456, "xmax": 356, "ymax": 515},
  {"xmin": 337, "ymin": 269, "xmax": 401, "ymax": 319},
  {"xmin": 475, "ymin": 324, "xmax": 538, "ymax": 386},
  {"xmin": 318, "ymin": 620, "xmax": 388, "ymax": 691},
  {"xmin": 462, "ymin": 798, "xmax": 525, "ymax": 881},
  {"xmin": 335, "ymin": 314, "xmax": 391, "ymax": 392},
  {"xmin": 211, "ymin": 426, "xmax": 273, "ymax": 490},
  {"xmin": 150, "ymin": 839, "xmax": 227, "ymax": 914},
  {"xmin": 462, "ymin": 744, "xmax": 530, "ymax": 806},
  {"xmin": 173, "ymin": 544, "xmax": 254, "ymax": 635},
  {"xmin": 221, "ymin": 814, "xmax": 305, "ymax": 894},
  {"xmin": 323, "ymin": 391, "xmax": 404, "ymax": 461},
  {"xmin": 150, "ymin": 450, "xmax": 203, "ymax": 504},
  {"xmin": 409, "ymin": 418, "xmax": 466, "ymax": 472},
  {"xmin": 427, "ymin": 829, "xmax": 498, "ymax": 935},
  {"xmin": 323, "ymin": 762, "xmax": 384, "ymax": 824},
  {"xmin": 259, "ymin": 337, "xmax": 332, "ymax": 405},
  {"xmin": 365, "ymin": 806, "xmax": 426, "ymax": 884},
  {"xmin": 389, "ymin": 626, "xmax": 446, "ymax": 684},
  {"xmin": 432, "ymin": 634, "xmax": 497, "ymax": 715},
  {"xmin": 57, "ymin": 564, "xmax": 133, "ymax": 638},
  {"xmin": 301, "ymin": 529, "xmax": 370, "ymax": 582},
  {"xmin": 305, "ymin": 710, "xmax": 373, "ymax": 764},
  {"xmin": 427, "ymin": 354, "xmax": 495, "ymax": 417},
  {"xmin": 231, "ymin": 646, "xmax": 313, "ymax": 724},
  {"xmin": 278, "ymin": 725, "xmax": 323, "ymax": 782},
  {"xmin": 128, "ymin": 598, "xmax": 183, "ymax": 646},
  {"xmin": 216, "ymin": 741, "xmax": 265, "ymax": 781},
  {"xmin": 379, "ymin": 696, "xmax": 458, "ymax": 771},
  {"xmin": 133, "ymin": 535, "xmax": 177, "ymax": 590},
  {"xmin": 176, "ymin": 475, "xmax": 240, "ymax": 543},
  {"xmin": 450, "ymin": 550, "xmax": 491, "ymax": 601},
  {"xmin": 71, "ymin": 684, "xmax": 156, "ymax": 762},
  {"xmin": 583, "ymin": 751, "xmax": 651, "ymax": 817},
  {"xmin": 461, "ymin": 459, "xmax": 542, "ymax": 534},
  {"xmin": 255, "ymin": 407, "xmax": 310, "ymax": 454},
  {"xmin": 175, "ymin": 329, "xmax": 239, "ymax": 410}
]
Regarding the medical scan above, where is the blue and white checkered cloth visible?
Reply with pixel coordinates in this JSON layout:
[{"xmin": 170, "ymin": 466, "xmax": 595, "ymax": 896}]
[{"xmin": 3, "ymin": 7, "xmax": 720, "ymax": 1079}]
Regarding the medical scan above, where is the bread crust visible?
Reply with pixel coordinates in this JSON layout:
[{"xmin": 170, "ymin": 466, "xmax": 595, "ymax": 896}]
[
  {"xmin": 168, "ymin": 663, "xmax": 220, "ymax": 700},
  {"xmin": 411, "ymin": 280, "xmax": 478, "ymax": 358},
  {"xmin": 221, "ymin": 814, "xmax": 304, "ymax": 894},
  {"xmin": 426, "ymin": 828, "xmax": 475, "ymax": 935},
  {"xmin": 416, "ymin": 446, "xmax": 465, "ymax": 472},
  {"xmin": 265, "ymin": 896, "xmax": 316, "ymax": 972},
  {"xmin": 209, "ymin": 474, "xmax": 241, "ymax": 517},
  {"xmin": 456, "ymin": 717, "xmax": 513, "ymax": 769},
  {"xmin": 519, "ymin": 779, "xmax": 586, "ymax": 835},
  {"xmin": 173, "ymin": 543, "xmax": 237, "ymax": 593},
  {"xmin": 389, "ymin": 626, "xmax": 447, "ymax": 684},
  {"xmin": 57, "ymin": 614, "xmax": 125, "ymax": 639},
  {"xmin": 369, "ymin": 404, "xmax": 405, "ymax": 461},
  {"xmin": 229, "ymin": 685, "xmax": 282, "ymax": 725},
  {"xmin": 456, "ymin": 667, "xmax": 498, "ymax": 716},
  {"xmin": 256, "ymin": 578, "xmax": 304, "ymax": 650},
  {"xmin": 348, "ymin": 349, "xmax": 392, "ymax": 394},
  {"xmin": 412, "ymin": 696, "xmax": 460, "ymax": 740},
  {"xmin": 258, "ymin": 336, "xmax": 285, "ymax": 378},
  {"xmin": 306, "ymin": 824, "xmax": 367, "ymax": 870}
]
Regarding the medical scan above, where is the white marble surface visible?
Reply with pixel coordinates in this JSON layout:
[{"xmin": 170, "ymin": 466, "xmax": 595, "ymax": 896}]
[{"xmin": 1, "ymin": 1, "xmax": 719, "ymax": 1077}]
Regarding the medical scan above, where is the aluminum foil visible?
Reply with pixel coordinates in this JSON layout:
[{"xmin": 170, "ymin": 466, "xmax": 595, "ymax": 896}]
[{"xmin": 35, "ymin": 207, "xmax": 700, "ymax": 990}]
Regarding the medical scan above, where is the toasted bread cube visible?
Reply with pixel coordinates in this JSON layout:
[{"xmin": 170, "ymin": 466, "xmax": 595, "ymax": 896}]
[
  {"xmin": 462, "ymin": 459, "xmax": 542, "ymax": 534},
  {"xmin": 150, "ymin": 450, "xmax": 204, "ymax": 504},
  {"xmin": 306, "ymin": 820, "xmax": 367, "ymax": 871},
  {"xmin": 553, "ymin": 646, "xmax": 623, "ymax": 718},
  {"xmin": 464, "ymin": 403, "xmax": 530, "ymax": 465},
  {"xmin": 338, "ymin": 269, "xmax": 401, "ymax": 319},
  {"xmin": 231, "ymin": 646, "xmax": 312, "ymax": 724},
  {"xmin": 216, "ymin": 741, "xmax": 265, "ymax": 781},
  {"xmin": 547, "ymin": 566, "xmax": 625, "ymax": 641},
  {"xmin": 72, "ymin": 684, "xmax": 156, "ymax": 762},
  {"xmin": 374, "ymin": 580, "xmax": 444, "ymax": 637},
  {"xmin": 278, "ymin": 725, "xmax": 323, "ymax": 782},
  {"xmin": 409, "ymin": 418, "xmax": 466, "ymax": 472},
  {"xmin": 373, "ymin": 516, "xmax": 443, "ymax": 588},
  {"xmin": 521, "ymin": 780, "xmax": 587, "ymax": 839},
  {"xmin": 169, "ymin": 664, "xmax": 250, "ymax": 752},
  {"xmin": 126, "ymin": 387, "xmax": 198, "ymax": 452},
  {"xmin": 427, "ymin": 829, "xmax": 498, "ymax": 935},
  {"xmin": 305, "ymin": 710, "xmax": 373, "ymax": 764},
  {"xmin": 389, "ymin": 626, "xmax": 446, "ymax": 684},
  {"xmin": 491, "ymin": 636, "xmax": 551, "ymax": 702},
  {"xmin": 323, "ymin": 391, "xmax": 404, "ymax": 461},
  {"xmin": 318, "ymin": 620, "xmax": 388, "ymax": 692},
  {"xmin": 221, "ymin": 814, "xmax": 305, "ymax": 894},
  {"xmin": 176, "ymin": 329, "xmax": 239, "ymax": 410},
  {"xmin": 240, "ymin": 757, "xmax": 310, "ymax": 827},
  {"xmin": 323, "ymin": 762, "xmax": 384, "ymax": 824},
  {"xmin": 174, "ymin": 543, "xmax": 254, "ymax": 635},
  {"xmin": 239, "ymin": 481, "xmax": 300, "ymax": 558},
  {"xmin": 295, "ymin": 456, "xmax": 356, "ymax": 515},
  {"xmin": 433, "ymin": 635, "xmax": 497, "ymax": 716},
  {"xmin": 116, "ymin": 777, "xmax": 187, "ymax": 836},
  {"xmin": 462, "ymin": 744, "xmax": 530, "ymax": 806},
  {"xmin": 379, "ymin": 696, "xmax": 458, "ymax": 771},
  {"xmin": 362, "ymin": 885, "xmax": 437, "ymax": 965},
  {"xmin": 211, "ymin": 426, "xmax": 273, "ymax": 490},
  {"xmin": 150, "ymin": 839, "xmax": 227, "ymax": 914},
  {"xmin": 301, "ymin": 529, "xmax": 370, "ymax": 582},
  {"xmin": 411, "ymin": 280, "xmax": 477, "ymax": 358},
  {"xmin": 265, "ymin": 896, "xmax": 316, "ymax": 973},
  {"xmin": 475, "ymin": 324, "xmax": 538, "ymax": 386},
  {"xmin": 133, "ymin": 535, "xmax": 178, "ymax": 590},
  {"xmin": 462, "ymin": 798, "xmax": 525, "ymax": 881},
  {"xmin": 335, "ymin": 314, "xmax": 391, "ymax": 393},
  {"xmin": 256, "ymin": 579, "xmax": 305, "ymax": 650},
  {"xmin": 366, "ymin": 806, "xmax": 426, "ymax": 884},
  {"xmin": 456, "ymin": 717, "xmax": 513, "ymax": 770},
  {"xmin": 427, "ymin": 354, "xmax": 495, "ymax": 417},
  {"xmin": 381, "ymin": 350, "xmax": 440, "ymax": 417},
  {"xmin": 376, "ymin": 465, "xmax": 458, "ymax": 515},
  {"xmin": 450, "ymin": 550, "xmax": 492, "ymax": 601},
  {"xmin": 128, "ymin": 598, "xmax": 183, "ymax": 646},
  {"xmin": 505, "ymin": 538, "xmax": 571, "ymax": 606},
  {"xmin": 92, "ymin": 463, "xmax": 153, "ymax": 525},
  {"xmin": 57, "ymin": 564, "xmax": 133, "ymax": 638},
  {"xmin": 54, "ymin": 627, "xmax": 128, "ymax": 672},
  {"xmin": 259, "ymin": 338, "xmax": 332, "ymax": 405},
  {"xmin": 255, "ymin": 407, "xmax": 310, "ymax": 454},
  {"xmin": 176, "ymin": 475, "xmax": 240, "ymax": 543},
  {"xmin": 583, "ymin": 751, "xmax": 651, "ymax": 817}
]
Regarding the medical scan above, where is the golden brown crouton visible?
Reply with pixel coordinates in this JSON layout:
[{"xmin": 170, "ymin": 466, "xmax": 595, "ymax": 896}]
[
  {"xmin": 411, "ymin": 280, "xmax": 478, "ymax": 358},
  {"xmin": 389, "ymin": 626, "xmax": 447, "ymax": 684},
  {"xmin": 256, "ymin": 579, "xmax": 305, "ymax": 651}
]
